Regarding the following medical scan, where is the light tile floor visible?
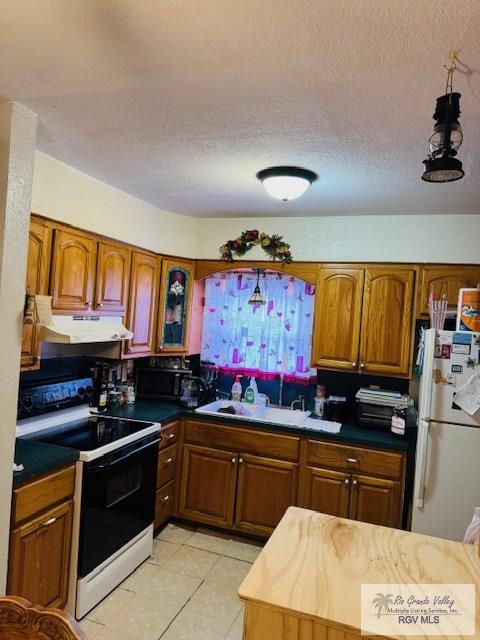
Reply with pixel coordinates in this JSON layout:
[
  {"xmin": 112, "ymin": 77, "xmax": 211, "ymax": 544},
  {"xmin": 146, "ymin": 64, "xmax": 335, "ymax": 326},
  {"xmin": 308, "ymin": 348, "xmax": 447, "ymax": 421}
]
[{"xmin": 81, "ymin": 523, "xmax": 263, "ymax": 640}]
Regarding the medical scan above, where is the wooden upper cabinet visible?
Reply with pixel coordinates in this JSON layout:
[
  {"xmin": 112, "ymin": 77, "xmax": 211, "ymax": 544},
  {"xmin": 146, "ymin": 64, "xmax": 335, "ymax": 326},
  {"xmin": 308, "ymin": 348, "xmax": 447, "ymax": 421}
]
[
  {"xmin": 157, "ymin": 258, "xmax": 195, "ymax": 354},
  {"xmin": 50, "ymin": 228, "xmax": 97, "ymax": 312},
  {"xmin": 418, "ymin": 265, "xmax": 480, "ymax": 316},
  {"xmin": 95, "ymin": 241, "xmax": 131, "ymax": 313},
  {"xmin": 21, "ymin": 217, "xmax": 51, "ymax": 370},
  {"xmin": 359, "ymin": 267, "xmax": 415, "ymax": 377},
  {"xmin": 311, "ymin": 268, "xmax": 364, "ymax": 370},
  {"xmin": 125, "ymin": 250, "xmax": 160, "ymax": 356}
]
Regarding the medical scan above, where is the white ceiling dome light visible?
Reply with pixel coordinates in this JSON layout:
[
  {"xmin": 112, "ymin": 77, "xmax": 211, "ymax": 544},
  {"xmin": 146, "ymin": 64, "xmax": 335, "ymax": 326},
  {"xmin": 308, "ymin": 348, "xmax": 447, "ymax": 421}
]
[{"xmin": 256, "ymin": 166, "xmax": 318, "ymax": 201}]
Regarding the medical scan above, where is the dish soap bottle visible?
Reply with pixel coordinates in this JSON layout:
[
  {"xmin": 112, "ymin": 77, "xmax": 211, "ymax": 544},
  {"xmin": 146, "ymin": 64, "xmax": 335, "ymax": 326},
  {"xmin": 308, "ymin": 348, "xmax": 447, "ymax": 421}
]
[
  {"xmin": 231, "ymin": 375, "xmax": 243, "ymax": 402},
  {"xmin": 244, "ymin": 377, "xmax": 259, "ymax": 404}
]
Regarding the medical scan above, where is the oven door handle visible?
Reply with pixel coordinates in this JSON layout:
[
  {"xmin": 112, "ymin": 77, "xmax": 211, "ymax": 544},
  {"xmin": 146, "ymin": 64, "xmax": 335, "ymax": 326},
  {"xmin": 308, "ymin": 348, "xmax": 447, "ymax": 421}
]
[{"xmin": 88, "ymin": 437, "xmax": 160, "ymax": 471}]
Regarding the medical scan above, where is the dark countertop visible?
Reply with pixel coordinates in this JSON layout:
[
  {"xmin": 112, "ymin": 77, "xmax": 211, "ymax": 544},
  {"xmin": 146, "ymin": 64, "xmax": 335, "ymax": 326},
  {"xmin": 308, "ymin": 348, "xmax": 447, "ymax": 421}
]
[
  {"xmin": 103, "ymin": 400, "xmax": 410, "ymax": 452},
  {"xmin": 13, "ymin": 438, "xmax": 79, "ymax": 487},
  {"xmin": 12, "ymin": 400, "xmax": 409, "ymax": 488}
]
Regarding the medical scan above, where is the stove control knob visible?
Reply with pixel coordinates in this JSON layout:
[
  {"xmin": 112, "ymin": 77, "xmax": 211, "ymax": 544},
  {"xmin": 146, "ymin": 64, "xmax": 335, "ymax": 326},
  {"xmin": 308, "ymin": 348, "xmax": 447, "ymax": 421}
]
[
  {"xmin": 23, "ymin": 395, "xmax": 33, "ymax": 411},
  {"xmin": 77, "ymin": 386, "xmax": 86, "ymax": 398}
]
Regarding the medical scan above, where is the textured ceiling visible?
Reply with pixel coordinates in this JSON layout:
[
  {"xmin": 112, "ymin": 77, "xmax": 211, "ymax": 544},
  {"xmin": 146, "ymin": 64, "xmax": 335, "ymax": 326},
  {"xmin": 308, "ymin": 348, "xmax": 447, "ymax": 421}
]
[{"xmin": 1, "ymin": 1, "xmax": 480, "ymax": 218}]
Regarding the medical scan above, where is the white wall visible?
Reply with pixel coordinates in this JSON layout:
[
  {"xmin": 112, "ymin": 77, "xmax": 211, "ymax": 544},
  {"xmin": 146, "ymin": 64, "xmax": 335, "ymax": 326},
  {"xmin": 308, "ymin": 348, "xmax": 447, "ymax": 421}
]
[
  {"xmin": 196, "ymin": 215, "xmax": 480, "ymax": 263},
  {"xmin": 31, "ymin": 152, "xmax": 198, "ymax": 258},
  {"xmin": 0, "ymin": 101, "xmax": 37, "ymax": 593}
]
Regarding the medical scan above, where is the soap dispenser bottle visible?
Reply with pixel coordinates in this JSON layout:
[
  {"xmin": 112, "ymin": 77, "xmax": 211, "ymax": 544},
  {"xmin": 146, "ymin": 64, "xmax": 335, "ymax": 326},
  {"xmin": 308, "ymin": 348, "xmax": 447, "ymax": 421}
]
[
  {"xmin": 245, "ymin": 377, "xmax": 259, "ymax": 404},
  {"xmin": 231, "ymin": 375, "xmax": 243, "ymax": 401}
]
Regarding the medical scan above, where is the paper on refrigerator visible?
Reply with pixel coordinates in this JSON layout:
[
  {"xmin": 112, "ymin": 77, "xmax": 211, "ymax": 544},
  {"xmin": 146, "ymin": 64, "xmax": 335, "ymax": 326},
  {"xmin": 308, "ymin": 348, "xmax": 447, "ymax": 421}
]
[{"xmin": 454, "ymin": 372, "xmax": 480, "ymax": 416}]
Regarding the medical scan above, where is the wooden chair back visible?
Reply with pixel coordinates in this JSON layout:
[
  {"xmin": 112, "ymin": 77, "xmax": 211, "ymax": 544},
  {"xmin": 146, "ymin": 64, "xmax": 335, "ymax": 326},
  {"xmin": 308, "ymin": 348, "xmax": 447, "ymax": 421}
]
[{"xmin": 0, "ymin": 596, "xmax": 87, "ymax": 640}]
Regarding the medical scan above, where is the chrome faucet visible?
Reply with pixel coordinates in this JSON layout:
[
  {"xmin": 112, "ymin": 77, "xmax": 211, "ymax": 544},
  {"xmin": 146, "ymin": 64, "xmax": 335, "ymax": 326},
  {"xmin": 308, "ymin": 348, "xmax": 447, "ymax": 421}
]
[
  {"xmin": 290, "ymin": 395, "xmax": 305, "ymax": 411},
  {"xmin": 216, "ymin": 390, "xmax": 231, "ymax": 400},
  {"xmin": 257, "ymin": 393, "xmax": 271, "ymax": 406}
]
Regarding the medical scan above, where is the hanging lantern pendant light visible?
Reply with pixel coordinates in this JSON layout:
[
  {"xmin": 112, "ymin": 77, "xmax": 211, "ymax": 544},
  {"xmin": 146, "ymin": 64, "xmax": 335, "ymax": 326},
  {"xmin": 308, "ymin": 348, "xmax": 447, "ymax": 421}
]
[
  {"xmin": 248, "ymin": 269, "xmax": 266, "ymax": 305},
  {"xmin": 422, "ymin": 53, "xmax": 465, "ymax": 183}
]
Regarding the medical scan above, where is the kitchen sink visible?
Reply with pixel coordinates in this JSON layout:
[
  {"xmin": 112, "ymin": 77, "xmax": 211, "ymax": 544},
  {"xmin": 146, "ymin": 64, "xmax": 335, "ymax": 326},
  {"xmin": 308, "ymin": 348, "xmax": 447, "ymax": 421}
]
[{"xmin": 195, "ymin": 400, "xmax": 311, "ymax": 427}]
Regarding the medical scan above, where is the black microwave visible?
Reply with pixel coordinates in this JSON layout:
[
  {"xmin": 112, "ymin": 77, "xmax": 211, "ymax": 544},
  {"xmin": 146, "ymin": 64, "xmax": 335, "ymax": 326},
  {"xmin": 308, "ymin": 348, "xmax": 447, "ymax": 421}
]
[{"xmin": 136, "ymin": 367, "xmax": 192, "ymax": 401}]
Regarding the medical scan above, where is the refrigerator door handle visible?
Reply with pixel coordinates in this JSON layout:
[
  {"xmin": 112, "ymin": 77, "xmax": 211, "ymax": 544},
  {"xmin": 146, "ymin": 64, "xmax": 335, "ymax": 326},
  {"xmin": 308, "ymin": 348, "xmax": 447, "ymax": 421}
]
[{"xmin": 414, "ymin": 418, "xmax": 430, "ymax": 508}]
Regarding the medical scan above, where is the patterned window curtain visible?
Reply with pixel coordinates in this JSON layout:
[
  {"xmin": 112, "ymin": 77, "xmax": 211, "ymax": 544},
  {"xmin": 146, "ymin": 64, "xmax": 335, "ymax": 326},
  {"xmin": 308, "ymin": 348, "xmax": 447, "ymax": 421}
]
[{"xmin": 201, "ymin": 272, "xmax": 316, "ymax": 383}]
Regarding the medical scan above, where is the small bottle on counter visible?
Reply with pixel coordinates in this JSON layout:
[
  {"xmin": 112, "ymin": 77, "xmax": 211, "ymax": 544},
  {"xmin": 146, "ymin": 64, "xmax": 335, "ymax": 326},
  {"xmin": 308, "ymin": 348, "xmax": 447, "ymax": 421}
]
[
  {"xmin": 314, "ymin": 385, "xmax": 327, "ymax": 417},
  {"xmin": 231, "ymin": 375, "xmax": 243, "ymax": 401},
  {"xmin": 127, "ymin": 385, "xmax": 136, "ymax": 405},
  {"xmin": 90, "ymin": 363, "xmax": 108, "ymax": 413}
]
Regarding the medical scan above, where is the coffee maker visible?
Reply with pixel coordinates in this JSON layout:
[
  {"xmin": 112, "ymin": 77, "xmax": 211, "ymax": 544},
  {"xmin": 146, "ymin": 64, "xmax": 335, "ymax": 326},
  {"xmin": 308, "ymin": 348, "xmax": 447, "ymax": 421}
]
[{"xmin": 179, "ymin": 376, "xmax": 208, "ymax": 408}]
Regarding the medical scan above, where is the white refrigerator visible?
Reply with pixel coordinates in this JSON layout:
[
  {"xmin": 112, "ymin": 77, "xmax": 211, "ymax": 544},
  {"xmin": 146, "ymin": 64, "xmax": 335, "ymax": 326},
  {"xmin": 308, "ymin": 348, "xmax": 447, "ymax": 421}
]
[{"xmin": 412, "ymin": 328, "xmax": 480, "ymax": 541}]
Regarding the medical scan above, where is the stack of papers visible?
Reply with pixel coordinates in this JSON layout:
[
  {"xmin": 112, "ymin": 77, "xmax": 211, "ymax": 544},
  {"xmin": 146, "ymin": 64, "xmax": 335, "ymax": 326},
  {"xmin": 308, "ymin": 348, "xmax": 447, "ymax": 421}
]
[
  {"xmin": 355, "ymin": 387, "xmax": 406, "ymax": 407},
  {"xmin": 300, "ymin": 417, "xmax": 342, "ymax": 434}
]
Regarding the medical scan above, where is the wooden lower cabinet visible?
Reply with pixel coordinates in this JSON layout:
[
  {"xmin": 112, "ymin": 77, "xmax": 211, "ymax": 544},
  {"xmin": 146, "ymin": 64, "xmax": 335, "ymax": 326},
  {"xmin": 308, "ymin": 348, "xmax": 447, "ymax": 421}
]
[
  {"xmin": 349, "ymin": 474, "xmax": 401, "ymax": 528},
  {"xmin": 155, "ymin": 480, "xmax": 175, "ymax": 529},
  {"xmin": 300, "ymin": 466, "xmax": 350, "ymax": 518},
  {"xmin": 235, "ymin": 455, "xmax": 298, "ymax": 537},
  {"xmin": 8, "ymin": 499, "xmax": 73, "ymax": 609},
  {"xmin": 300, "ymin": 468, "xmax": 403, "ymax": 529},
  {"xmin": 177, "ymin": 444, "xmax": 238, "ymax": 528},
  {"xmin": 176, "ymin": 420, "xmax": 406, "ymax": 537}
]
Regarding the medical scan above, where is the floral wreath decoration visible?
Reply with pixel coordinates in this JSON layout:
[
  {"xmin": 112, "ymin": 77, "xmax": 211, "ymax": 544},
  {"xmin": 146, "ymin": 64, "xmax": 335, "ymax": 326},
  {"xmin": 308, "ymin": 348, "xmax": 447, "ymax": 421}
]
[{"xmin": 219, "ymin": 230, "xmax": 293, "ymax": 264}]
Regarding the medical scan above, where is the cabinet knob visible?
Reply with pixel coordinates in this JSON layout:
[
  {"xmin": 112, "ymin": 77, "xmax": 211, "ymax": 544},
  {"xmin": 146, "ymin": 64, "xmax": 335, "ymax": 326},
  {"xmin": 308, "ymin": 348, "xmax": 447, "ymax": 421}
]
[
  {"xmin": 164, "ymin": 457, "xmax": 173, "ymax": 465},
  {"xmin": 239, "ymin": 457, "xmax": 244, "ymax": 463},
  {"xmin": 346, "ymin": 457, "xmax": 358, "ymax": 464},
  {"xmin": 168, "ymin": 433, "xmax": 175, "ymax": 439},
  {"xmin": 231, "ymin": 457, "xmax": 236, "ymax": 463},
  {"xmin": 352, "ymin": 479, "xmax": 358, "ymax": 485},
  {"xmin": 162, "ymin": 495, "xmax": 170, "ymax": 502},
  {"xmin": 360, "ymin": 362, "xmax": 365, "ymax": 369},
  {"xmin": 344, "ymin": 477, "xmax": 350, "ymax": 485},
  {"xmin": 99, "ymin": 302, "xmax": 103, "ymax": 307},
  {"xmin": 87, "ymin": 301, "xmax": 92, "ymax": 306},
  {"xmin": 352, "ymin": 362, "xmax": 356, "ymax": 367}
]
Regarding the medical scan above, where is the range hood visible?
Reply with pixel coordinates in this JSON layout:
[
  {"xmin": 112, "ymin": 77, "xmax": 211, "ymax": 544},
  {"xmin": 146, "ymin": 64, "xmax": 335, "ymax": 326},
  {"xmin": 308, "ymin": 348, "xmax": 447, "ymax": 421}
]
[{"xmin": 40, "ymin": 315, "xmax": 133, "ymax": 344}]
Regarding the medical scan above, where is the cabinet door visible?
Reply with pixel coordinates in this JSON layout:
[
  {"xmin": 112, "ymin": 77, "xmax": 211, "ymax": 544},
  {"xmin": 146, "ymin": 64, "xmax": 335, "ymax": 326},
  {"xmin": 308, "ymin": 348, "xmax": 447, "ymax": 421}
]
[
  {"xmin": 7, "ymin": 500, "xmax": 73, "ymax": 609},
  {"xmin": 50, "ymin": 228, "xmax": 97, "ymax": 311},
  {"xmin": 125, "ymin": 251, "xmax": 160, "ymax": 356},
  {"xmin": 300, "ymin": 466, "xmax": 350, "ymax": 518},
  {"xmin": 21, "ymin": 218, "xmax": 51, "ymax": 370},
  {"xmin": 95, "ymin": 241, "xmax": 131, "ymax": 313},
  {"xmin": 177, "ymin": 444, "xmax": 237, "ymax": 528},
  {"xmin": 359, "ymin": 267, "xmax": 415, "ymax": 376},
  {"xmin": 157, "ymin": 259, "xmax": 195, "ymax": 353},
  {"xmin": 349, "ymin": 474, "xmax": 401, "ymax": 528},
  {"xmin": 234, "ymin": 454, "xmax": 298, "ymax": 537},
  {"xmin": 311, "ymin": 268, "xmax": 364, "ymax": 370},
  {"xmin": 418, "ymin": 265, "xmax": 480, "ymax": 316}
]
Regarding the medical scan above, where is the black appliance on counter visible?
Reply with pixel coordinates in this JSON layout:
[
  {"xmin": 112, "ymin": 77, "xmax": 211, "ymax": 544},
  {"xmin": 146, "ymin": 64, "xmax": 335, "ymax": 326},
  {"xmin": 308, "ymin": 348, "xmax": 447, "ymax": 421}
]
[
  {"xmin": 356, "ymin": 401, "xmax": 396, "ymax": 430},
  {"xmin": 136, "ymin": 366, "xmax": 194, "ymax": 401}
]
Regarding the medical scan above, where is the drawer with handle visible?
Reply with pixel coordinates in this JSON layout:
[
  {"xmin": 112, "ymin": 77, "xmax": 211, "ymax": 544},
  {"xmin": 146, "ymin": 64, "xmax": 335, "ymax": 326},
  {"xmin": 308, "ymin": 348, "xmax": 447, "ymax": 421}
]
[
  {"xmin": 12, "ymin": 465, "xmax": 75, "ymax": 526},
  {"xmin": 157, "ymin": 443, "xmax": 178, "ymax": 488},
  {"xmin": 155, "ymin": 480, "xmax": 174, "ymax": 528},
  {"xmin": 306, "ymin": 440, "xmax": 404, "ymax": 479},
  {"xmin": 159, "ymin": 421, "xmax": 179, "ymax": 451}
]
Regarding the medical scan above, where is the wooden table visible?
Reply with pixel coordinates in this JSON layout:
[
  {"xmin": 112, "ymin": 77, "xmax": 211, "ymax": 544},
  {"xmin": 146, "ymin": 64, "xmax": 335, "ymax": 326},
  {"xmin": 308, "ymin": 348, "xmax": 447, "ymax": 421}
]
[{"xmin": 238, "ymin": 507, "xmax": 480, "ymax": 639}]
